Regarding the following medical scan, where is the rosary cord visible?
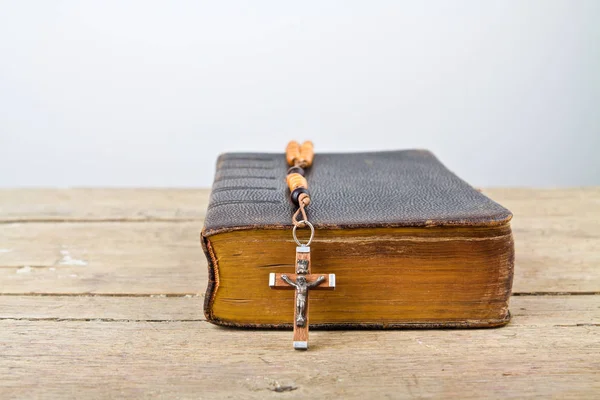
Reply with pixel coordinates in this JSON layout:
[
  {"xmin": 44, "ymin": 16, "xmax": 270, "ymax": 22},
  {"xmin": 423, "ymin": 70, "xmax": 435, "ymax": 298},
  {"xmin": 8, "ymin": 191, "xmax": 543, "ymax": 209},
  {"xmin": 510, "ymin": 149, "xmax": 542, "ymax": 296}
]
[{"xmin": 292, "ymin": 195, "xmax": 310, "ymax": 227}]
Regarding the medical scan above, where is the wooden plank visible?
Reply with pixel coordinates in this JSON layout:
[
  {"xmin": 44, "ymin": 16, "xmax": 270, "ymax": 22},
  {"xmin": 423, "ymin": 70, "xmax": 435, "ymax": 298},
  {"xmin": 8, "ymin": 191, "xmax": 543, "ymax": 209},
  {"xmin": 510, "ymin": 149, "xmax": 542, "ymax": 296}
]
[
  {"xmin": 0, "ymin": 188, "xmax": 598, "ymax": 398},
  {"xmin": 0, "ymin": 222, "xmax": 205, "ymax": 294},
  {"xmin": 484, "ymin": 188, "xmax": 600, "ymax": 293},
  {"xmin": 0, "ymin": 188, "xmax": 598, "ymax": 295},
  {"xmin": 0, "ymin": 187, "xmax": 597, "ymax": 223},
  {"xmin": 0, "ymin": 294, "xmax": 595, "ymax": 325},
  {"xmin": 0, "ymin": 188, "xmax": 209, "ymax": 222},
  {"xmin": 0, "ymin": 296, "xmax": 597, "ymax": 399},
  {"xmin": 483, "ymin": 188, "xmax": 600, "ymax": 219},
  {"xmin": 0, "ymin": 295, "xmax": 204, "ymax": 321},
  {"xmin": 1, "ymin": 220, "xmax": 598, "ymax": 295}
]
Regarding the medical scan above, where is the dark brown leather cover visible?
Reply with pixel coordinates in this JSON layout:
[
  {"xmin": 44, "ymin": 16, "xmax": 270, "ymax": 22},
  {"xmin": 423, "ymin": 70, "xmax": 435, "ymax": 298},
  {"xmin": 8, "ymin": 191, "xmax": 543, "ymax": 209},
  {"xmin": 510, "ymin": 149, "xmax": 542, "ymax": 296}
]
[{"xmin": 202, "ymin": 149, "xmax": 512, "ymax": 237}]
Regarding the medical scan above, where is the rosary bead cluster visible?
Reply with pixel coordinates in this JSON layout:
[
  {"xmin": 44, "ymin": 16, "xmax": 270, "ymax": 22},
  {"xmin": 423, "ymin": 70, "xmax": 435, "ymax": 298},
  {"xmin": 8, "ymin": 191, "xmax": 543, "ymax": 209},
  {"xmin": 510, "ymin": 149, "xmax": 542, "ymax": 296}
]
[{"xmin": 285, "ymin": 140, "xmax": 314, "ymax": 207}]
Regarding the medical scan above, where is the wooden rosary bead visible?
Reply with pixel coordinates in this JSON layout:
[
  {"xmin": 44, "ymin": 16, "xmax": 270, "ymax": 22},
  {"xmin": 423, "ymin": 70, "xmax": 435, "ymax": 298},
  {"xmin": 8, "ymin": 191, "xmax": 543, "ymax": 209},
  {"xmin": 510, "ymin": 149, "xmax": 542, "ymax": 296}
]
[
  {"xmin": 290, "ymin": 187, "xmax": 310, "ymax": 206},
  {"xmin": 286, "ymin": 141, "xmax": 301, "ymax": 166},
  {"xmin": 287, "ymin": 166, "xmax": 305, "ymax": 176},
  {"xmin": 299, "ymin": 141, "xmax": 314, "ymax": 168},
  {"xmin": 286, "ymin": 140, "xmax": 314, "ymax": 168},
  {"xmin": 286, "ymin": 173, "xmax": 308, "ymax": 191}
]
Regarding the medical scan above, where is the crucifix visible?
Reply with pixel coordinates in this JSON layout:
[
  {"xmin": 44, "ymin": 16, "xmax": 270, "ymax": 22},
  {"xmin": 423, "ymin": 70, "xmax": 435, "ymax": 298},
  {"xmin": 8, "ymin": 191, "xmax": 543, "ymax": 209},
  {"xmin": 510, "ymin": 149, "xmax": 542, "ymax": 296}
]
[{"xmin": 269, "ymin": 237, "xmax": 335, "ymax": 350}]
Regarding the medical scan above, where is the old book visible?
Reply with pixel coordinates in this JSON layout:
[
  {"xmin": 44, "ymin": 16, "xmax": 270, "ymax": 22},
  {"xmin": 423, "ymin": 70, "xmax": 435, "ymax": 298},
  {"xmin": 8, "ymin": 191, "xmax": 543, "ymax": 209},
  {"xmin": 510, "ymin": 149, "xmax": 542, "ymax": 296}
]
[{"xmin": 201, "ymin": 150, "xmax": 514, "ymax": 328}]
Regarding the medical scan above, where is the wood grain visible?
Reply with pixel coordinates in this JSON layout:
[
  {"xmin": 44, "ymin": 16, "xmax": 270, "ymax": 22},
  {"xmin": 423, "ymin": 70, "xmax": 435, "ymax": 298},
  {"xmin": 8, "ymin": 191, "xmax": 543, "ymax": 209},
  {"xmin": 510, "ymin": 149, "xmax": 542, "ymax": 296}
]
[
  {"xmin": 0, "ymin": 296, "xmax": 597, "ymax": 399},
  {"xmin": 0, "ymin": 222, "xmax": 205, "ymax": 294},
  {"xmin": 0, "ymin": 188, "xmax": 209, "ymax": 222},
  {"xmin": 0, "ymin": 295, "xmax": 205, "ymax": 321},
  {"xmin": 0, "ymin": 294, "xmax": 594, "ymax": 325},
  {"xmin": 0, "ymin": 215, "xmax": 596, "ymax": 295},
  {"xmin": 484, "ymin": 188, "xmax": 600, "ymax": 293},
  {"xmin": 0, "ymin": 188, "xmax": 598, "ymax": 294},
  {"xmin": 0, "ymin": 188, "xmax": 598, "ymax": 398},
  {"xmin": 1, "ymin": 187, "xmax": 596, "ymax": 223}
]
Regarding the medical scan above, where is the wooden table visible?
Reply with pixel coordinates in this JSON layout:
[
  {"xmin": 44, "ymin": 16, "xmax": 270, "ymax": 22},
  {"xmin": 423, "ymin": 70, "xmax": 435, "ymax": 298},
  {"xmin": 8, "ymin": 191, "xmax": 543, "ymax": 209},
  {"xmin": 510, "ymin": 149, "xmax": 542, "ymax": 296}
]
[{"xmin": 0, "ymin": 188, "xmax": 598, "ymax": 398}]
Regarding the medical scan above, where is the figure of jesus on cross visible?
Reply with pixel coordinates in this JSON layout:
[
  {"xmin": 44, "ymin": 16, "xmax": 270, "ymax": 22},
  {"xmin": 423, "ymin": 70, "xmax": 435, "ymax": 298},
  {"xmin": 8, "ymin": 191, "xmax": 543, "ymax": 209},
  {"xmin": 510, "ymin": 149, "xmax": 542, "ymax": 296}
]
[
  {"xmin": 269, "ymin": 245, "xmax": 335, "ymax": 350},
  {"xmin": 281, "ymin": 274, "xmax": 326, "ymax": 327}
]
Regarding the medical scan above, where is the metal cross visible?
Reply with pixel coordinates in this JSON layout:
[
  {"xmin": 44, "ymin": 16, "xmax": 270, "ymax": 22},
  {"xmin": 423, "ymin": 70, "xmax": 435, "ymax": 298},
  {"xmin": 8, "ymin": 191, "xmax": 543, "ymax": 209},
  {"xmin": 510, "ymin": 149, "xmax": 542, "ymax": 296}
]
[{"xmin": 269, "ymin": 245, "xmax": 335, "ymax": 350}]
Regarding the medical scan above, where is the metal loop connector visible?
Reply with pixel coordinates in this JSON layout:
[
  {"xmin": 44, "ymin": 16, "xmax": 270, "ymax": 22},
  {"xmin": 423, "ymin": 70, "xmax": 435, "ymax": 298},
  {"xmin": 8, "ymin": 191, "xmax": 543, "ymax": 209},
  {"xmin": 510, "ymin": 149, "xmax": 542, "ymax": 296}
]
[{"xmin": 292, "ymin": 220, "xmax": 314, "ymax": 246}]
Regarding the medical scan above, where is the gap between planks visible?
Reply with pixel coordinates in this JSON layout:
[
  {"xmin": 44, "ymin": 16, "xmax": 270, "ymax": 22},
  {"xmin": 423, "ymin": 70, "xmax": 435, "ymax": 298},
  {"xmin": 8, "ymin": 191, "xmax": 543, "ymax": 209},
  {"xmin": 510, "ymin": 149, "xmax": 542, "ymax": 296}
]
[
  {"xmin": 0, "ymin": 292, "xmax": 598, "ymax": 297},
  {"xmin": 0, "ymin": 295, "xmax": 597, "ymax": 324},
  {"xmin": 0, "ymin": 293, "xmax": 200, "ymax": 297},
  {"xmin": 0, "ymin": 218, "xmax": 203, "ymax": 224}
]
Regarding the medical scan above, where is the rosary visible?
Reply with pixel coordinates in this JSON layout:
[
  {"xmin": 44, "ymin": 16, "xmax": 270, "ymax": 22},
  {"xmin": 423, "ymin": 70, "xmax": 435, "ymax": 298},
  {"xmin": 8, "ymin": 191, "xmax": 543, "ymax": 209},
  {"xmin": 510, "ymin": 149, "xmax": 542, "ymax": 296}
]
[{"xmin": 268, "ymin": 141, "xmax": 336, "ymax": 350}]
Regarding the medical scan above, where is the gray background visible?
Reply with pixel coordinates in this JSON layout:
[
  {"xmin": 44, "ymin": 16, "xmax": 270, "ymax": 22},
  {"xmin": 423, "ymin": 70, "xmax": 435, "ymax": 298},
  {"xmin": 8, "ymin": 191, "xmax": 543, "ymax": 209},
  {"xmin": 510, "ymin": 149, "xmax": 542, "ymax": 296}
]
[{"xmin": 1, "ymin": 1, "xmax": 598, "ymax": 188}]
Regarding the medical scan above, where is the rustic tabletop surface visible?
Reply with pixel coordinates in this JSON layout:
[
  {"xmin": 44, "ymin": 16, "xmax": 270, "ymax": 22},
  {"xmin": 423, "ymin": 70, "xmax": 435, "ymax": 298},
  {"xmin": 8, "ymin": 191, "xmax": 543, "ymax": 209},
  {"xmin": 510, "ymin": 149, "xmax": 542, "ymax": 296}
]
[{"xmin": 0, "ymin": 188, "xmax": 598, "ymax": 399}]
